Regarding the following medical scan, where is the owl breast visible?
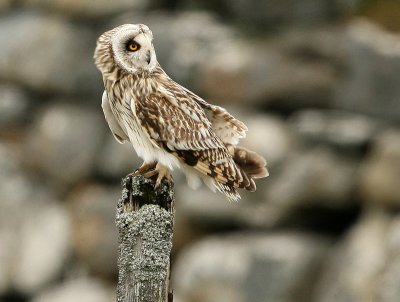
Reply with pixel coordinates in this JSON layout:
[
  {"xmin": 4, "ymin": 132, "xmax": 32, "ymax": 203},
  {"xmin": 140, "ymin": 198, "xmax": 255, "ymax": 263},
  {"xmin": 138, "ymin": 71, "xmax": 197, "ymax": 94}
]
[{"xmin": 107, "ymin": 90, "xmax": 180, "ymax": 170}]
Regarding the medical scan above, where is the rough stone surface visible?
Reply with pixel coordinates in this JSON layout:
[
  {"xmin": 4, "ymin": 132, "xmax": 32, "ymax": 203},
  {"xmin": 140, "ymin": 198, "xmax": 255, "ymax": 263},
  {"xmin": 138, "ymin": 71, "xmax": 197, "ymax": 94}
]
[
  {"xmin": 173, "ymin": 233, "xmax": 329, "ymax": 302},
  {"xmin": 0, "ymin": 230, "xmax": 13, "ymax": 293},
  {"xmin": 67, "ymin": 184, "xmax": 120, "ymax": 278},
  {"xmin": 378, "ymin": 215, "xmax": 400, "ymax": 302},
  {"xmin": 358, "ymin": 129, "xmax": 400, "ymax": 207},
  {"xmin": 379, "ymin": 256, "xmax": 400, "ymax": 302},
  {"xmin": 0, "ymin": 84, "xmax": 30, "ymax": 127},
  {"xmin": 31, "ymin": 278, "xmax": 114, "ymax": 302},
  {"xmin": 0, "ymin": 143, "xmax": 70, "ymax": 294},
  {"xmin": 216, "ymin": 0, "xmax": 356, "ymax": 29},
  {"xmin": 0, "ymin": 0, "xmax": 12, "ymax": 11},
  {"xmin": 176, "ymin": 184, "xmax": 245, "ymax": 227},
  {"xmin": 241, "ymin": 113, "xmax": 295, "ymax": 168},
  {"xmin": 176, "ymin": 145, "xmax": 359, "ymax": 230},
  {"xmin": 96, "ymin": 136, "xmax": 141, "ymax": 179},
  {"xmin": 0, "ymin": 141, "xmax": 71, "ymax": 295},
  {"xmin": 198, "ymin": 40, "xmax": 273, "ymax": 105},
  {"xmin": 266, "ymin": 147, "xmax": 358, "ymax": 210},
  {"xmin": 313, "ymin": 209, "xmax": 390, "ymax": 302},
  {"xmin": 12, "ymin": 201, "xmax": 71, "ymax": 294},
  {"xmin": 198, "ymin": 31, "xmax": 339, "ymax": 109},
  {"xmin": 290, "ymin": 109, "xmax": 381, "ymax": 151},
  {"xmin": 334, "ymin": 19, "xmax": 400, "ymax": 120},
  {"xmin": 0, "ymin": 12, "xmax": 98, "ymax": 95},
  {"xmin": 175, "ymin": 167, "xmax": 277, "ymax": 230},
  {"xmin": 27, "ymin": 103, "xmax": 105, "ymax": 186}
]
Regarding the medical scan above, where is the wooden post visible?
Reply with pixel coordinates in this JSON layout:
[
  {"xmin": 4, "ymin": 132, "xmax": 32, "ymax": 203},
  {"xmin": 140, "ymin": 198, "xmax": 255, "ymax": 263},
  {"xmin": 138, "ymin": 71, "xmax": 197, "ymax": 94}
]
[{"xmin": 116, "ymin": 175, "xmax": 174, "ymax": 302}]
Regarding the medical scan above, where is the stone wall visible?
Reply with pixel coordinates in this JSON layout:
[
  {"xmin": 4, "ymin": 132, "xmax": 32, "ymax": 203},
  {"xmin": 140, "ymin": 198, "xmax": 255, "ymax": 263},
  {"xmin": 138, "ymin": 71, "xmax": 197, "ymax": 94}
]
[{"xmin": 1, "ymin": 1, "xmax": 400, "ymax": 302}]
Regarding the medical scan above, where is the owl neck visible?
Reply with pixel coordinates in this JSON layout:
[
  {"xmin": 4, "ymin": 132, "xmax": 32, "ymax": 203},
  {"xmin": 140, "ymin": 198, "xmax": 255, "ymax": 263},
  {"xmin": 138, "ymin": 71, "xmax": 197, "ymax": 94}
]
[
  {"xmin": 103, "ymin": 63, "xmax": 161, "ymax": 81},
  {"xmin": 107, "ymin": 64, "xmax": 168, "ymax": 96}
]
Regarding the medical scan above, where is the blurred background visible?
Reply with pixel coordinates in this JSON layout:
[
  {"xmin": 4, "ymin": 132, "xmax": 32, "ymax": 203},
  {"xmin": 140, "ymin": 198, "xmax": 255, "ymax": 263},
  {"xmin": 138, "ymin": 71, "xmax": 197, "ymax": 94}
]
[{"xmin": 1, "ymin": 0, "xmax": 400, "ymax": 301}]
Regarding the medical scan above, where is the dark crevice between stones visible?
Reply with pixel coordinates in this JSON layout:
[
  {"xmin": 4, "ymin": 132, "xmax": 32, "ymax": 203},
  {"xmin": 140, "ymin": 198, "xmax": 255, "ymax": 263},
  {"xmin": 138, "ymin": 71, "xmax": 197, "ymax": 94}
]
[{"xmin": 0, "ymin": 290, "xmax": 29, "ymax": 302}]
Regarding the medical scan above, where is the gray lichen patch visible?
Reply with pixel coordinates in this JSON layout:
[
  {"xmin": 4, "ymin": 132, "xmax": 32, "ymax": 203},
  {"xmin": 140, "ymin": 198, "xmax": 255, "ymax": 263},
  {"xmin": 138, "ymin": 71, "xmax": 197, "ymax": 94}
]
[
  {"xmin": 130, "ymin": 175, "xmax": 175, "ymax": 211},
  {"xmin": 118, "ymin": 206, "xmax": 173, "ymax": 283}
]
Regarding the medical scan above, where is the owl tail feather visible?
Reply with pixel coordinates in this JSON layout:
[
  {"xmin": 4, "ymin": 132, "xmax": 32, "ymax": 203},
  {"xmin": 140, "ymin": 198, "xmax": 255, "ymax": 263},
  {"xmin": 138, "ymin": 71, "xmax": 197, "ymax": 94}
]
[
  {"xmin": 232, "ymin": 146, "xmax": 269, "ymax": 179},
  {"xmin": 215, "ymin": 182, "xmax": 241, "ymax": 202}
]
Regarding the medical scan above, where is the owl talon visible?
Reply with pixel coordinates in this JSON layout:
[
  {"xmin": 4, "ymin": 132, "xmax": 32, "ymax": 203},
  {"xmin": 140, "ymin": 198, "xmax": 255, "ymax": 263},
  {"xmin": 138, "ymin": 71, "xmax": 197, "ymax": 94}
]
[
  {"xmin": 142, "ymin": 163, "xmax": 172, "ymax": 188},
  {"xmin": 132, "ymin": 162, "xmax": 156, "ymax": 176}
]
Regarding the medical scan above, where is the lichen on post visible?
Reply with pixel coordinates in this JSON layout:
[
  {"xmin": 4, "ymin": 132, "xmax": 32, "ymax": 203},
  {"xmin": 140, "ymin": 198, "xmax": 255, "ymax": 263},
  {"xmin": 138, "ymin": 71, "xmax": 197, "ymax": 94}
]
[{"xmin": 116, "ymin": 175, "xmax": 174, "ymax": 302}]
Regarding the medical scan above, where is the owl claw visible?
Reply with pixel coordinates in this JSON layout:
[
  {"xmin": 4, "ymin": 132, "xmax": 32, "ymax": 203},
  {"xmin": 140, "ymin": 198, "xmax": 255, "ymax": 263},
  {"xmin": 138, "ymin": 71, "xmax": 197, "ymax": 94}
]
[
  {"xmin": 131, "ymin": 162, "xmax": 156, "ymax": 176},
  {"xmin": 143, "ymin": 163, "xmax": 173, "ymax": 188}
]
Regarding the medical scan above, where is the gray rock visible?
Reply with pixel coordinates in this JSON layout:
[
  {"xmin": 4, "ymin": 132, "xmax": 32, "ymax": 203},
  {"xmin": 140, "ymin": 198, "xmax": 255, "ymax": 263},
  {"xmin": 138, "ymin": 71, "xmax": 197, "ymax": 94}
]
[
  {"xmin": 27, "ymin": 102, "xmax": 105, "ymax": 186},
  {"xmin": 334, "ymin": 19, "xmax": 400, "ymax": 120},
  {"xmin": 198, "ymin": 30, "xmax": 340, "ymax": 108},
  {"xmin": 198, "ymin": 39, "xmax": 274, "ymax": 105},
  {"xmin": 173, "ymin": 232, "xmax": 329, "ymax": 302},
  {"xmin": 175, "ymin": 158, "xmax": 274, "ymax": 229},
  {"xmin": 379, "ymin": 256, "xmax": 400, "ymax": 302},
  {"xmin": 67, "ymin": 184, "xmax": 119, "ymax": 278},
  {"xmin": 183, "ymin": 145, "xmax": 360, "ymax": 229},
  {"xmin": 216, "ymin": 0, "xmax": 357, "ymax": 29},
  {"xmin": 358, "ymin": 129, "xmax": 400, "ymax": 207},
  {"xmin": 97, "ymin": 136, "xmax": 141, "ymax": 179},
  {"xmin": 175, "ymin": 184, "xmax": 244, "ymax": 227},
  {"xmin": 0, "ymin": 0, "xmax": 12, "ymax": 12},
  {"xmin": 241, "ymin": 113, "xmax": 296, "ymax": 168},
  {"xmin": 266, "ymin": 147, "xmax": 358, "ymax": 211},
  {"xmin": 0, "ymin": 12, "xmax": 98, "ymax": 95},
  {"xmin": 313, "ymin": 209, "xmax": 390, "ymax": 302},
  {"xmin": 0, "ymin": 228, "xmax": 14, "ymax": 293},
  {"xmin": 196, "ymin": 18, "xmax": 400, "ymax": 119},
  {"xmin": 0, "ymin": 142, "xmax": 39, "ymax": 227},
  {"xmin": 0, "ymin": 141, "xmax": 22, "ymax": 177},
  {"xmin": 379, "ymin": 215, "xmax": 400, "ymax": 302},
  {"xmin": 32, "ymin": 278, "xmax": 114, "ymax": 302},
  {"xmin": 290, "ymin": 109, "xmax": 381, "ymax": 151},
  {"xmin": 0, "ymin": 142, "xmax": 30, "ymax": 294},
  {"xmin": 23, "ymin": 0, "xmax": 147, "ymax": 18},
  {"xmin": 0, "ymin": 141, "xmax": 71, "ymax": 295},
  {"xmin": 0, "ymin": 83, "xmax": 30, "ymax": 127},
  {"xmin": 12, "ymin": 201, "xmax": 71, "ymax": 294}
]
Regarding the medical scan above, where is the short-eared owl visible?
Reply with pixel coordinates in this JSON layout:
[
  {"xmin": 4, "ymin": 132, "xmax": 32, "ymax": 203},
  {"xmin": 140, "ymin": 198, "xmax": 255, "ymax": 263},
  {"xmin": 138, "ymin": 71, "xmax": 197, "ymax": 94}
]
[{"xmin": 94, "ymin": 24, "xmax": 268, "ymax": 201}]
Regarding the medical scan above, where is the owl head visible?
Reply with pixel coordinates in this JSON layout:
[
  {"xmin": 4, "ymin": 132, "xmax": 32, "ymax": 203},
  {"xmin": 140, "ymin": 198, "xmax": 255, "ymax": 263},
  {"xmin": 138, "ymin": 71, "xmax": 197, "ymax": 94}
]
[{"xmin": 94, "ymin": 24, "xmax": 157, "ymax": 76}]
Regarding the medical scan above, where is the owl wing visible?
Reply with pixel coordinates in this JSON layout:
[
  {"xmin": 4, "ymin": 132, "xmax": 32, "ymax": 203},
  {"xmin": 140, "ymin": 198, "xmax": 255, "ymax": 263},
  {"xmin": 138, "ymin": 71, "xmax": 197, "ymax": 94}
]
[
  {"xmin": 132, "ymin": 93, "xmax": 252, "ymax": 192},
  {"xmin": 101, "ymin": 91, "xmax": 129, "ymax": 144},
  {"xmin": 133, "ymin": 92, "xmax": 224, "ymax": 153},
  {"xmin": 177, "ymin": 84, "xmax": 248, "ymax": 145}
]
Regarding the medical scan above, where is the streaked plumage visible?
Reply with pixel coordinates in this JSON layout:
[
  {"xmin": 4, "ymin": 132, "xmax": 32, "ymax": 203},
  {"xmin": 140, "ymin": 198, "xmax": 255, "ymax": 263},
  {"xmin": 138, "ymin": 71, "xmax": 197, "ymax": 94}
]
[{"xmin": 94, "ymin": 24, "xmax": 268, "ymax": 201}]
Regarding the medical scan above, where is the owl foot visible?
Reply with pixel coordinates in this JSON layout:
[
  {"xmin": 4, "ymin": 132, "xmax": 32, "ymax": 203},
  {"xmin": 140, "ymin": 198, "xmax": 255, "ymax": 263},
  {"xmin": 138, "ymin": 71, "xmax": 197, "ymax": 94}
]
[
  {"xmin": 132, "ymin": 162, "xmax": 157, "ymax": 176},
  {"xmin": 143, "ymin": 163, "xmax": 173, "ymax": 188}
]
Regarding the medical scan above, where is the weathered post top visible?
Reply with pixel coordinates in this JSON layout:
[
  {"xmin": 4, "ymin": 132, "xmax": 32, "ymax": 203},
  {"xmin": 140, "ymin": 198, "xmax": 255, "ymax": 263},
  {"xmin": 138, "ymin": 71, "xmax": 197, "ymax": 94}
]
[{"xmin": 116, "ymin": 175, "xmax": 174, "ymax": 302}]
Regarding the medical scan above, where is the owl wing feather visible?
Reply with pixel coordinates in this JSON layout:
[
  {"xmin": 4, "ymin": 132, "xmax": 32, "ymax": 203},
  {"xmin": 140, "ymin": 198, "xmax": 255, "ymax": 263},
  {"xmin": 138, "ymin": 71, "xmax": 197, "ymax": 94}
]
[
  {"xmin": 134, "ymin": 92, "xmax": 224, "ymax": 152},
  {"xmin": 173, "ymin": 83, "xmax": 248, "ymax": 145},
  {"xmin": 133, "ymin": 93, "xmax": 253, "ymax": 194},
  {"xmin": 101, "ymin": 91, "xmax": 129, "ymax": 144}
]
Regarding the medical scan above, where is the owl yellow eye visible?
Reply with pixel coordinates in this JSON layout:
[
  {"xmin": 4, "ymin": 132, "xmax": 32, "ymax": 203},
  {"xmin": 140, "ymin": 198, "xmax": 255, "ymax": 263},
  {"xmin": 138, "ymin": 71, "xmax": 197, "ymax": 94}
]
[{"xmin": 126, "ymin": 41, "xmax": 140, "ymax": 52}]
